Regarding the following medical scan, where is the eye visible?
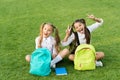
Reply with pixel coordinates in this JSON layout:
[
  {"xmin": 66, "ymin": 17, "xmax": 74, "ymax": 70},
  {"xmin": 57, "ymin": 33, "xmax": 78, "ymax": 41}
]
[{"xmin": 44, "ymin": 28, "xmax": 47, "ymax": 30}]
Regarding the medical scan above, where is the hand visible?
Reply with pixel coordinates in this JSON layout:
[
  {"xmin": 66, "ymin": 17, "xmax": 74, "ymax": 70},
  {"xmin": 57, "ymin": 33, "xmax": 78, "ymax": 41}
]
[
  {"xmin": 65, "ymin": 25, "xmax": 71, "ymax": 37},
  {"xmin": 87, "ymin": 14, "xmax": 101, "ymax": 23},
  {"xmin": 87, "ymin": 14, "xmax": 95, "ymax": 20},
  {"xmin": 62, "ymin": 25, "xmax": 72, "ymax": 42}
]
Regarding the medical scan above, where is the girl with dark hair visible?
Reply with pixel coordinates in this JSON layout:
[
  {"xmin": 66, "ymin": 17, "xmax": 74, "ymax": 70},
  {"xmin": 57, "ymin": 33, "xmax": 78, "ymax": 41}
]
[{"xmin": 51, "ymin": 14, "xmax": 104, "ymax": 67}]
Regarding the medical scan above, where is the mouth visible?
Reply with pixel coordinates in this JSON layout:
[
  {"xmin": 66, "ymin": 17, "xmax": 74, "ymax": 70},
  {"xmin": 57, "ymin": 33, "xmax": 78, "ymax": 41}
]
[
  {"xmin": 43, "ymin": 33, "xmax": 48, "ymax": 37},
  {"xmin": 81, "ymin": 28, "xmax": 83, "ymax": 31},
  {"xmin": 79, "ymin": 28, "xmax": 84, "ymax": 33}
]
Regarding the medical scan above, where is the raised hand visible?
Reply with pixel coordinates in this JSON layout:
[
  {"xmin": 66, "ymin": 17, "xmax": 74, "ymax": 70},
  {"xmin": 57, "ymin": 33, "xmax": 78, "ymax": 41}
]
[
  {"xmin": 87, "ymin": 14, "xmax": 95, "ymax": 19},
  {"xmin": 87, "ymin": 14, "xmax": 101, "ymax": 23},
  {"xmin": 65, "ymin": 25, "xmax": 72, "ymax": 37}
]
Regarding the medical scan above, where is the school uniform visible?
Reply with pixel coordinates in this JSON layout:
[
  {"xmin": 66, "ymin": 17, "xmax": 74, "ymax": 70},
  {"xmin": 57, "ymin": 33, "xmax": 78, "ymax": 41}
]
[{"xmin": 35, "ymin": 36, "xmax": 57, "ymax": 55}]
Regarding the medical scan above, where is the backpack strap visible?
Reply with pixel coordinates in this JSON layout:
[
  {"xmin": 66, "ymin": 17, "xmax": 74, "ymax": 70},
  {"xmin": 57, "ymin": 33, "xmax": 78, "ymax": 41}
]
[
  {"xmin": 74, "ymin": 32, "xmax": 80, "ymax": 45},
  {"xmin": 86, "ymin": 28, "xmax": 91, "ymax": 44}
]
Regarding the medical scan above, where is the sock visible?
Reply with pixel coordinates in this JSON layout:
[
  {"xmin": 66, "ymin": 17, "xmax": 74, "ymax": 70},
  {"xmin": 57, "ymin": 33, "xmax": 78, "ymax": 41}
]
[{"xmin": 51, "ymin": 55, "xmax": 62, "ymax": 66}]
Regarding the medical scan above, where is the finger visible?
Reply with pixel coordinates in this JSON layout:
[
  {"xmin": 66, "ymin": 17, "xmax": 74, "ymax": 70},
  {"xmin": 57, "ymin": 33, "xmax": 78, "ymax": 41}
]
[
  {"xmin": 69, "ymin": 26, "xmax": 72, "ymax": 31},
  {"xmin": 67, "ymin": 25, "xmax": 70, "ymax": 29}
]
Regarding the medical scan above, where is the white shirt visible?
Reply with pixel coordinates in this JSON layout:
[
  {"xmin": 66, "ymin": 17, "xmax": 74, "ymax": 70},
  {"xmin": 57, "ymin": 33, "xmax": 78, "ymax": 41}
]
[
  {"xmin": 61, "ymin": 19, "xmax": 104, "ymax": 46},
  {"xmin": 35, "ymin": 36, "xmax": 57, "ymax": 55}
]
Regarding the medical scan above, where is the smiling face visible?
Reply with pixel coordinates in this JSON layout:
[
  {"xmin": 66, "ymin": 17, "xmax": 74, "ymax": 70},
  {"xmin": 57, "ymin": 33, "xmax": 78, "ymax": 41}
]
[
  {"xmin": 42, "ymin": 24, "xmax": 53, "ymax": 38},
  {"xmin": 74, "ymin": 22, "xmax": 85, "ymax": 33}
]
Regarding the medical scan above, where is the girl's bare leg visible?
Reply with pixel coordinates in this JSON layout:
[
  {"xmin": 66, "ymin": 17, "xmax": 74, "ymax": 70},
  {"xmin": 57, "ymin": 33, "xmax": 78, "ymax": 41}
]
[{"xmin": 96, "ymin": 52, "xmax": 104, "ymax": 60}]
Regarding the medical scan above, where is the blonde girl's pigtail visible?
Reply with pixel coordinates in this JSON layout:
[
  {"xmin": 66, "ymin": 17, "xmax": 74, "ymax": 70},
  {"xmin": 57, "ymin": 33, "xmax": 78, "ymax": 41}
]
[
  {"xmin": 38, "ymin": 23, "xmax": 46, "ymax": 48},
  {"xmin": 54, "ymin": 27, "xmax": 60, "ymax": 45},
  {"xmin": 53, "ymin": 26, "xmax": 61, "ymax": 52}
]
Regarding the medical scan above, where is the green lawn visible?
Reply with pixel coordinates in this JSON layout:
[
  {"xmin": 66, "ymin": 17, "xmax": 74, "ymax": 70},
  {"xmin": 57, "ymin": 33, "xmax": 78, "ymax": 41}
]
[{"xmin": 0, "ymin": 0, "xmax": 120, "ymax": 80}]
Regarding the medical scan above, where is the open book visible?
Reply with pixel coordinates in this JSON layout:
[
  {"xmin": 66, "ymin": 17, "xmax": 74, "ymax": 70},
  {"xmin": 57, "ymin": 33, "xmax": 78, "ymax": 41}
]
[{"xmin": 55, "ymin": 67, "xmax": 67, "ymax": 75}]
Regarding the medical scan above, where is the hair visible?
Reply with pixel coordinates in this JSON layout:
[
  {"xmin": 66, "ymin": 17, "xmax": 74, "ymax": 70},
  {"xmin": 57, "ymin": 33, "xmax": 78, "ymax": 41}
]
[
  {"xmin": 72, "ymin": 18, "xmax": 90, "ymax": 44},
  {"xmin": 38, "ymin": 23, "xmax": 61, "ymax": 52},
  {"xmin": 69, "ymin": 19, "xmax": 91, "ymax": 52}
]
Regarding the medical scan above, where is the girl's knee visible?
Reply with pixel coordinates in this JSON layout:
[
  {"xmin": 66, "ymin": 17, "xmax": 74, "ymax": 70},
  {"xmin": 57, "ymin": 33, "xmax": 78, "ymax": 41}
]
[
  {"xmin": 99, "ymin": 52, "xmax": 105, "ymax": 58},
  {"xmin": 52, "ymin": 54, "xmax": 57, "ymax": 59},
  {"xmin": 68, "ymin": 54, "xmax": 74, "ymax": 61},
  {"xmin": 25, "ymin": 55, "xmax": 31, "ymax": 62},
  {"xmin": 96, "ymin": 52, "xmax": 105, "ymax": 60}
]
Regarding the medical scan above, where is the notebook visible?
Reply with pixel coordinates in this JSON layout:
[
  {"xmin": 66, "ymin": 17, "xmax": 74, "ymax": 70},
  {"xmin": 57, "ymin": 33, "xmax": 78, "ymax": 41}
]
[{"xmin": 55, "ymin": 67, "xmax": 67, "ymax": 75}]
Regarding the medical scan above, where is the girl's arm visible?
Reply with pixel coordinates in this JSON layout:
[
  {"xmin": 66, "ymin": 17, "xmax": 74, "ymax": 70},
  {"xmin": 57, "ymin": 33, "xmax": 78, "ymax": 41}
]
[
  {"xmin": 88, "ymin": 14, "xmax": 102, "ymax": 23},
  {"xmin": 52, "ymin": 40, "xmax": 58, "ymax": 58},
  {"xmin": 61, "ymin": 33, "xmax": 75, "ymax": 46},
  {"xmin": 87, "ymin": 14, "xmax": 104, "ymax": 32},
  {"xmin": 35, "ymin": 36, "xmax": 40, "ymax": 49},
  {"xmin": 52, "ymin": 45, "xmax": 58, "ymax": 58},
  {"xmin": 61, "ymin": 26, "xmax": 75, "ymax": 46},
  {"xmin": 62, "ymin": 34, "xmax": 69, "ymax": 42}
]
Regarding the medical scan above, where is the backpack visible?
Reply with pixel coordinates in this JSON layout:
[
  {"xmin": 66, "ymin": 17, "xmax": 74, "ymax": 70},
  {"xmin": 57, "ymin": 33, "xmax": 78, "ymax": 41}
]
[
  {"xmin": 29, "ymin": 48, "xmax": 51, "ymax": 76},
  {"xmin": 74, "ymin": 44, "xmax": 96, "ymax": 70}
]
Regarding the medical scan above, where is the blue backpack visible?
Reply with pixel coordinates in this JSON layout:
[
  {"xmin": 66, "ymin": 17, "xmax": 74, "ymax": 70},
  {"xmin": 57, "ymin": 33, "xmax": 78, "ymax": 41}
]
[{"xmin": 29, "ymin": 48, "xmax": 51, "ymax": 76}]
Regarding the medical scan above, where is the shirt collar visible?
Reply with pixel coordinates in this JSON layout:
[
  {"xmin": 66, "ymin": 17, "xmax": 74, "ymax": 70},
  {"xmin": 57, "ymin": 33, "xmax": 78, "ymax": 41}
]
[{"xmin": 43, "ymin": 36, "xmax": 52, "ymax": 41}]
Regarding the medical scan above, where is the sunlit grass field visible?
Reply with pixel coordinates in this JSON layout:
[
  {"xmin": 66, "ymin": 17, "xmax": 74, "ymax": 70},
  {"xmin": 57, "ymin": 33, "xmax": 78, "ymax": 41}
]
[{"xmin": 0, "ymin": 0, "xmax": 120, "ymax": 80}]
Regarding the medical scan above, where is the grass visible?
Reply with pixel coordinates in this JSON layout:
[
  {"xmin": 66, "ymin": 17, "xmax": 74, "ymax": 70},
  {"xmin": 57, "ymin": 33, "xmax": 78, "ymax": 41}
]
[{"xmin": 0, "ymin": 0, "xmax": 120, "ymax": 80}]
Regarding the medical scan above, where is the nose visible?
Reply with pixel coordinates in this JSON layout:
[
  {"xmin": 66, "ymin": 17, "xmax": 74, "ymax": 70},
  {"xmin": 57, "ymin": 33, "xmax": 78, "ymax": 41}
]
[{"xmin": 44, "ymin": 30, "xmax": 48, "ymax": 34}]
